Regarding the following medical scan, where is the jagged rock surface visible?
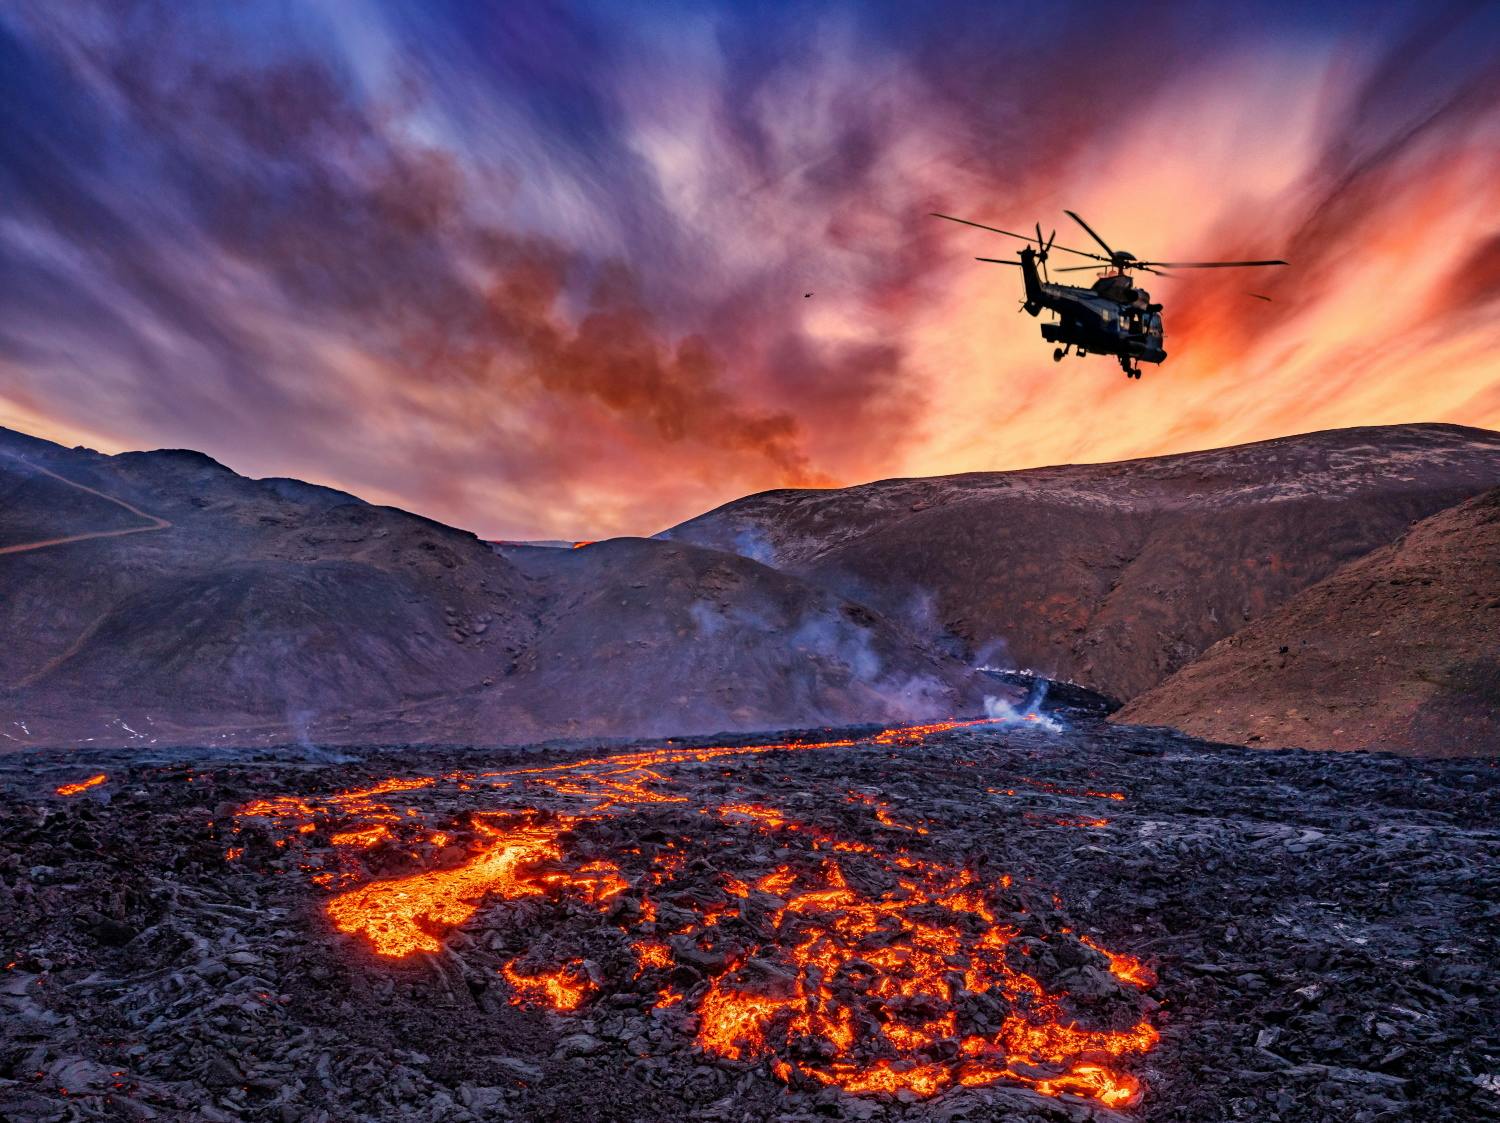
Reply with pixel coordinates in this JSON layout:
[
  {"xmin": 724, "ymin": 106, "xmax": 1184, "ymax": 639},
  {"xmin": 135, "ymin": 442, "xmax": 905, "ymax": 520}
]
[{"xmin": 1, "ymin": 720, "xmax": 1495, "ymax": 1122}]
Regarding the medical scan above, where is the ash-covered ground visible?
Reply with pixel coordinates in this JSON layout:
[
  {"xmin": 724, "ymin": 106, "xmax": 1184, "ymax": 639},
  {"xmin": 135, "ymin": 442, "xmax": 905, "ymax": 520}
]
[{"xmin": 1, "ymin": 711, "xmax": 1497, "ymax": 1123}]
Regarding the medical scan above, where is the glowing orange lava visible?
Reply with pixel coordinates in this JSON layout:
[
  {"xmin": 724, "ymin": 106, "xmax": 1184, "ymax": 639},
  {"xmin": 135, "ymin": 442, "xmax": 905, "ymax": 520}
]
[
  {"xmin": 1082, "ymin": 935, "xmax": 1158, "ymax": 989},
  {"xmin": 683, "ymin": 858, "xmax": 1157, "ymax": 1103},
  {"xmin": 232, "ymin": 717, "xmax": 1158, "ymax": 1107},
  {"xmin": 324, "ymin": 820, "xmax": 565, "ymax": 956},
  {"xmin": 502, "ymin": 961, "xmax": 594, "ymax": 1011},
  {"xmin": 330, "ymin": 825, "xmax": 392, "ymax": 848},
  {"xmin": 55, "ymin": 773, "xmax": 106, "ymax": 797},
  {"xmin": 633, "ymin": 941, "xmax": 673, "ymax": 972}
]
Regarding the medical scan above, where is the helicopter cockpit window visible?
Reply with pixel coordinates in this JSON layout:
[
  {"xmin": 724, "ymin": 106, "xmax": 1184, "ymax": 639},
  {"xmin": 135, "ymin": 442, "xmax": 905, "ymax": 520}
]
[{"xmin": 1146, "ymin": 312, "xmax": 1163, "ymax": 337}]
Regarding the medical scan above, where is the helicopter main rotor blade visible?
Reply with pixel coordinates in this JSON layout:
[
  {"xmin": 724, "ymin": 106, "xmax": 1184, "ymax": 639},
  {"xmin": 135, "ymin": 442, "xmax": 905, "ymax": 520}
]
[
  {"xmin": 930, "ymin": 213, "xmax": 1108, "ymax": 261},
  {"xmin": 974, "ymin": 257, "xmax": 1022, "ymax": 266},
  {"xmin": 1052, "ymin": 263, "xmax": 1178, "ymax": 280},
  {"xmin": 930, "ymin": 212, "xmax": 1035, "ymax": 241},
  {"xmin": 1064, "ymin": 210, "xmax": 1116, "ymax": 258},
  {"xmin": 1136, "ymin": 259, "xmax": 1288, "ymax": 268}
]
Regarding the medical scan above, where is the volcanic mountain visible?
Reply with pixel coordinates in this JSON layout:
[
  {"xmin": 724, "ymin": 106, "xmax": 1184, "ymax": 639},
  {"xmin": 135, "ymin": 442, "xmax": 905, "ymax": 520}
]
[
  {"xmin": 1115, "ymin": 486, "xmax": 1500, "ymax": 756},
  {"xmin": 0, "ymin": 427, "xmax": 980, "ymax": 748},
  {"xmin": 6, "ymin": 422, "xmax": 1499, "ymax": 752},
  {"xmin": 662, "ymin": 424, "xmax": 1500, "ymax": 704}
]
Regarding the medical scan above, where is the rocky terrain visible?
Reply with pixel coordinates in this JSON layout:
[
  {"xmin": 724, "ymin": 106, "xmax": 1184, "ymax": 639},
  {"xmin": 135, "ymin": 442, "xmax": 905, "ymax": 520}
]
[
  {"xmin": 1117, "ymin": 488, "xmax": 1500, "ymax": 756},
  {"xmin": 0, "ymin": 427, "xmax": 980, "ymax": 748},
  {"xmin": 663, "ymin": 424, "xmax": 1500, "ymax": 704},
  {"xmin": 1, "ymin": 713, "xmax": 1496, "ymax": 1122}
]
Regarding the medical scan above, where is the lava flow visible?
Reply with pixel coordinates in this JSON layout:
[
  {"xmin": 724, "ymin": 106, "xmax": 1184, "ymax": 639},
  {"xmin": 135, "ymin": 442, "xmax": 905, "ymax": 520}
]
[
  {"xmin": 324, "ymin": 819, "xmax": 567, "ymax": 956},
  {"xmin": 55, "ymin": 773, "xmax": 107, "ymax": 797},
  {"xmin": 233, "ymin": 719, "xmax": 1159, "ymax": 1108}
]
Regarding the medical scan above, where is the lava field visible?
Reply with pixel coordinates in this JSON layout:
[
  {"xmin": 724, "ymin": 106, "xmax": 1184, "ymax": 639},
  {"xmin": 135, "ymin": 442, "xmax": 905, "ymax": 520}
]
[{"xmin": 1, "ymin": 717, "xmax": 1497, "ymax": 1123}]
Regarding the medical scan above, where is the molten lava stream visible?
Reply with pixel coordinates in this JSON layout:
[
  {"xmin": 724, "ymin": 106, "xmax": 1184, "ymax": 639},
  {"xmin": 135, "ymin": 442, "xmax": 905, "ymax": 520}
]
[
  {"xmin": 55, "ymin": 773, "xmax": 107, "ymax": 797},
  {"xmin": 236, "ymin": 717, "xmax": 1159, "ymax": 1108},
  {"xmin": 324, "ymin": 820, "xmax": 568, "ymax": 957}
]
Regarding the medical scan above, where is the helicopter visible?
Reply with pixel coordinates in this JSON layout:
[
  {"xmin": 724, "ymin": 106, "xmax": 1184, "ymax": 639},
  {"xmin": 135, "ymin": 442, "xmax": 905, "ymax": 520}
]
[{"xmin": 931, "ymin": 210, "xmax": 1288, "ymax": 378}]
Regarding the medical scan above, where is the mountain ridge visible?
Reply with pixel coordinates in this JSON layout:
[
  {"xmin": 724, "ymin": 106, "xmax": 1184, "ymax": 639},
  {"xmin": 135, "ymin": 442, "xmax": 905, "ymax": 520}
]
[
  {"xmin": 0, "ymin": 425, "xmax": 984, "ymax": 748},
  {"xmin": 5, "ymin": 421, "xmax": 1498, "ymax": 753},
  {"xmin": 662, "ymin": 423, "xmax": 1500, "ymax": 702}
]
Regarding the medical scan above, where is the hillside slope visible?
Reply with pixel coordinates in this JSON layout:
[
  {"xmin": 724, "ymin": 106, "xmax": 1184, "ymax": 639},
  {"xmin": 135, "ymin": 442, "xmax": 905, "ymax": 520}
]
[
  {"xmin": 662, "ymin": 424, "xmax": 1500, "ymax": 702},
  {"xmin": 0, "ymin": 429, "xmax": 982, "ymax": 748},
  {"xmin": 1114, "ymin": 488, "xmax": 1500, "ymax": 756}
]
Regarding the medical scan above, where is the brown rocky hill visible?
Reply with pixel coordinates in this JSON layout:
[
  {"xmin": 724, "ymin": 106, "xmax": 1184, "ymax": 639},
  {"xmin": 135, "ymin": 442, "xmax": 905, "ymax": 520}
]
[
  {"xmin": 1114, "ymin": 488, "xmax": 1500, "ymax": 757},
  {"xmin": 661, "ymin": 424, "xmax": 1500, "ymax": 703},
  {"xmin": 0, "ymin": 428, "xmax": 982, "ymax": 748}
]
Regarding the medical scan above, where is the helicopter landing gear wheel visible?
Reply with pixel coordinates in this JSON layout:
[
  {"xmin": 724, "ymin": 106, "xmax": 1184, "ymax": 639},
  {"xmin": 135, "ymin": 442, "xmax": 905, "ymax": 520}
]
[{"xmin": 1053, "ymin": 347, "xmax": 1065, "ymax": 362}]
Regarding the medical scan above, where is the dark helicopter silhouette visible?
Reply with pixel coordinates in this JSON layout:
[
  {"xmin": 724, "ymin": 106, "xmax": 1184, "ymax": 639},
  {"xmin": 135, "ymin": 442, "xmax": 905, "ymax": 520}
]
[{"xmin": 932, "ymin": 210, "xmax": 1287, "ymax": 378}]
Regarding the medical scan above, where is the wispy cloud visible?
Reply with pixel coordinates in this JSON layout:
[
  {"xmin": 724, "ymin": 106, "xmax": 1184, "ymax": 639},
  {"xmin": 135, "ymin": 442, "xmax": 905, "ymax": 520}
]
[{"xmin": 1, "ymin": 1, "xmax": 1497, "ymax": 538}]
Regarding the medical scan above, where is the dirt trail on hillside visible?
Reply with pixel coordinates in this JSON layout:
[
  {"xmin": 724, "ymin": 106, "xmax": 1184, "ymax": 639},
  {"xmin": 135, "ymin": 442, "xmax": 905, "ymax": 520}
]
[{"xmin": 0, "ymin": 456, "xmax": 170, "ymax": 556}]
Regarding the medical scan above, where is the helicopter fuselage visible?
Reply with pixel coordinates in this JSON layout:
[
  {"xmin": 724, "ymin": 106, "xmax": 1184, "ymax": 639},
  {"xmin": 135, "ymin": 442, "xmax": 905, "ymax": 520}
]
[
  {"xmin": 932, "ymin": 208, "xmax": 1286, "ymax": 377},
  {"xmin": 1017, "ymin": 246, "xmax": 1165, "ymax": 373}
]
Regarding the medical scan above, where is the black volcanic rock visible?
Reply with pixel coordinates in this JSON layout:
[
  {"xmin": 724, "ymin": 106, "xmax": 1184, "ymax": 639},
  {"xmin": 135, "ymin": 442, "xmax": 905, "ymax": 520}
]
[
  {"xmin": 2, "ymin": 721, "xmax": 1496, "ymax": 1122},
  {"xmin": 661, "ymin": 424, "xmax": 1500, "ymax": 702},
  {"xmin": 1115, "ymin": 487, "xmax": 1500, "ymax": 757}
]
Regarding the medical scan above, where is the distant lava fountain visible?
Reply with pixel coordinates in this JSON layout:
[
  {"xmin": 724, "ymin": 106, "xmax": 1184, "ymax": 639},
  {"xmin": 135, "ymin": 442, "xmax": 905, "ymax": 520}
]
[{"xmin": 232, "ymin": 720, "xmax": 1157, "ymax": 1108}]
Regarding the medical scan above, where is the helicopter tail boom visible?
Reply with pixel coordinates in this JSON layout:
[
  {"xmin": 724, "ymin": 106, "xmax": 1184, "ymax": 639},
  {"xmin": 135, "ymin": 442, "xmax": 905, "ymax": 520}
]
[{"xmin": 1018, "ymin": 246, "xmax": 1045, "ymax": 315}]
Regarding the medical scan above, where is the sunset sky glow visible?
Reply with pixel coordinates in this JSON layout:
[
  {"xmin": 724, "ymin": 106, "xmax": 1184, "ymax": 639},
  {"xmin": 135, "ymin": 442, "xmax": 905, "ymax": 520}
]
[{"xmin": 2, "ymin": 1, "xmax": 1498, "ymax": 539}]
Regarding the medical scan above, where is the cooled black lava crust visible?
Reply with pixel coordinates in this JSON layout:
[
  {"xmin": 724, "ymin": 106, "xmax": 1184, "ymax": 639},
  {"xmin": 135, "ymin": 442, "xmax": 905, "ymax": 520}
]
[{"xmin": 1, "ymin": 721, "xmax": 1496, "ymax": 1123}]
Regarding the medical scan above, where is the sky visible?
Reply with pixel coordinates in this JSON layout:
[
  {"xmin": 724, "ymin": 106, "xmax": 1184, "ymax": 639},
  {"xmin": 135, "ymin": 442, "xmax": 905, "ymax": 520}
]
[{"xmin": 2, "ymin": 1, "xmax": 1498, "ymax": 540}]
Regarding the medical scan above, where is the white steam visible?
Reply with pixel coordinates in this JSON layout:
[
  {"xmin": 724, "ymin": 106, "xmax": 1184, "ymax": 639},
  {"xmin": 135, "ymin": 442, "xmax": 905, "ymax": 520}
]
[{"xmin": 982, "ymin": 679, "xmax": 1064, "ymax": 733}]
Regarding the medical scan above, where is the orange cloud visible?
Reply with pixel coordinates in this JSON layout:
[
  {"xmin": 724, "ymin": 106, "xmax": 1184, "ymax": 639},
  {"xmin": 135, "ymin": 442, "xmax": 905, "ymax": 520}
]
[{"xmin": 1, "ymin": 5, "xmax": 1497, "ymax": 538}]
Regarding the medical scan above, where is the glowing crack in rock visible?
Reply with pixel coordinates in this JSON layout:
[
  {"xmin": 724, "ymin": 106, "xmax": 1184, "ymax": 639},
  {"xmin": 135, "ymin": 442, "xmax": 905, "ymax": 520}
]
[
  {"xmin": 1081, "ymin": 934, "xmax": 1158, "ymax": 989},
  {"xmin": 502, "ymin": 960, "xmax": 594, "ymax": 1011},
  {"xmin": 231, "ymin": 718, "xmax": 1158, "ymax": 1107},
  {"xmin": 55, "ymin": 773, "xmax": 107, "ymax": 797}
]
